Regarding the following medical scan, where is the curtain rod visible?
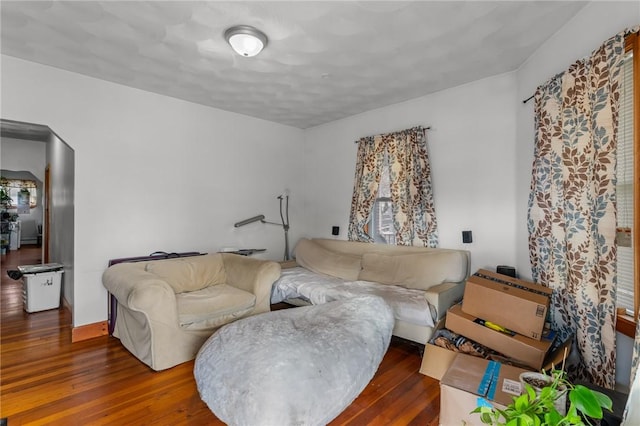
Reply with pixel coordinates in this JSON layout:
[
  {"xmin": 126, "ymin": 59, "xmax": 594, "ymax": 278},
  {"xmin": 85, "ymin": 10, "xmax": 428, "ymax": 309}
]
[
  {"xmin": 522, "ymin": 29, "xmax": 640, "ymax": 105},
  {"xmin": 354, "ymin": 126, "xmax": 431, "ymax": 144}
]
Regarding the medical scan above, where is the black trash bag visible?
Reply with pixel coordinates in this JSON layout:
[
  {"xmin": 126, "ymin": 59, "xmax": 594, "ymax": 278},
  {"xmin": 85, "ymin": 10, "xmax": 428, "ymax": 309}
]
[{"xmin": 7, "ymin": 270, "xmax": 23, "ymax": 280}]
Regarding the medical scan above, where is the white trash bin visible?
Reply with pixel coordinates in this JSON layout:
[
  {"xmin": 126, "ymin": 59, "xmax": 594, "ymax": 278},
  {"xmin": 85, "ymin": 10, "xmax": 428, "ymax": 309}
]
[{"xmin": 18, "ymin": 263, "xmax": 64, "ymax": 313}]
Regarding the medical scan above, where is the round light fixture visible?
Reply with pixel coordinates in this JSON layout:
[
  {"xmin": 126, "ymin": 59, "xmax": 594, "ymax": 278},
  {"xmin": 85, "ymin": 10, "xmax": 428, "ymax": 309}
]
[{"xmin": 224, "ymin": 25, "xmax": 268, "ymax": 57}]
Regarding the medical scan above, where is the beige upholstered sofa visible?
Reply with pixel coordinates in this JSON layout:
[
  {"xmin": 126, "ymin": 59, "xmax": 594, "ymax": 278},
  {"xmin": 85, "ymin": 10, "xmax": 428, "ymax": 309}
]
[
  {"xmin": 103, "ymin": 253, "xmax": 281, "ymax": 371},
  {"xmin": 272, "ymin": 238, "xmax": 470, "ymax": 345}
]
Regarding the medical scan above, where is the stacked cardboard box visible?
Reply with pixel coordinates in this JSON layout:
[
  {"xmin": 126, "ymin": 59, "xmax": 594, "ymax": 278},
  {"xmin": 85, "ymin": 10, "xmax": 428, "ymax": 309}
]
[
  {"xmin": 445, "ymin": 304, "xmax": 554, "ymax": 370},
  {"xmin": 424, "ymin": 270, "xmax": 567, "ymax": 424},
  {"xmin": 446, "ymin": 269, "xmax": 554, "ymax": 370},
  {"xmin": 461, "ymin": 269, "xmax": 552, "ymax": 340},
  {"xmin": 419, "ymin": 269, "xmax": 566, "ymax": 380}
]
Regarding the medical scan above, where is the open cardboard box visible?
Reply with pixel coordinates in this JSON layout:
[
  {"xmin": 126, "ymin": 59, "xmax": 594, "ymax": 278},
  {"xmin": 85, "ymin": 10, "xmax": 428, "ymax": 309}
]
[
  {"xmin": 420, "ymin": 307, "xmax": 571, "ymax": 380},
  {"xmin": 462, "ymin": 269, "xmax": 551, "ymax": 340},
  {"xmin": 419, "ymin": 319, "xmax": 457, "ymax": 380},
  {"xmin": 440, "ymin": 354, "xmax": 530, "ymax": 425},
  {"xmin": 446, "ymin": 304, "xmax": 554, "ymax": 369},
  {"xmin": 439, "ymin": 344, "xmax": 573, "ymax": 425}
]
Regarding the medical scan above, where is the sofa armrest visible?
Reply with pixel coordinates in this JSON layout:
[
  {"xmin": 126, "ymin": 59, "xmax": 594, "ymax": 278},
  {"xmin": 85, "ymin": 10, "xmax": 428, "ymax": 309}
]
[
  {"xmin": 221, "ymin": 254, "xmax": 281, "ymax": 314},
  {"xmin": 103, "ymin": 265, "xmax": 179, "ymax": 326},
  {"xmin": 424, "ymin": 281, "xmax": 465, "ymax": 321}
]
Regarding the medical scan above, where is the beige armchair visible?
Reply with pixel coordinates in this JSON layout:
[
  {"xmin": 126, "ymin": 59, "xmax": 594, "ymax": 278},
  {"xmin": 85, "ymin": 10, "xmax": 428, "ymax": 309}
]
[{"xmin": 102, "ymin": 253, "xmax": 281, "ymax": 371}]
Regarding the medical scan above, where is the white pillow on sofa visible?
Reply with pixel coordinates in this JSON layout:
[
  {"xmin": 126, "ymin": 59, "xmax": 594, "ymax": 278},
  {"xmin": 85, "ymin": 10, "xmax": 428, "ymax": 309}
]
[
  {"xmin": 294, "ymin": 239, "xmax": 362, "ymax": 281},
  {"xmin": 358, "ymin": 251, "xmax": 467, "ymax": 290}
]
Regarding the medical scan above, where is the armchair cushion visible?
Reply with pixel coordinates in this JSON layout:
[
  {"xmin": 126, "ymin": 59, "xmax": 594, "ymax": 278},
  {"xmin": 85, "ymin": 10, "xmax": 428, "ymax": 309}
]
[
  {"xmin": 145, "ymin": 256, "xmax": 226, "ymax": 293},
  {"xmin": 177, "ymin": 284, "xmax": 256, "ymax": 331}
]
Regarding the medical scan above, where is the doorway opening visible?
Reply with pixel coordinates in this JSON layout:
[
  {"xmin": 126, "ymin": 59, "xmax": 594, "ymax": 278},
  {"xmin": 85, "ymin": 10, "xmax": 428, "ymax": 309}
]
[{"xmin": 1, "ymin": 118, "xmax": 75, "ymax": 329}]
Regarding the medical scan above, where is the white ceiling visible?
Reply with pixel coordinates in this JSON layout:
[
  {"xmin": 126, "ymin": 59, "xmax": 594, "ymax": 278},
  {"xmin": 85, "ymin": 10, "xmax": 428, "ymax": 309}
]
[{"xmin": 1, "ymin": 1, "xmax": 587, "ymax": 129}]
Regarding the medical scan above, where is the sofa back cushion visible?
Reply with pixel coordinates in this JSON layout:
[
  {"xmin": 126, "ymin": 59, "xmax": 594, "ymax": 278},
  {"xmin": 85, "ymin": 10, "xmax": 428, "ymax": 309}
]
[
  {"xmin": 144, "ymin": 254, "xmax": 226, "ymax": 293},
  {"xmin": 294, "ymin": 238, "xmax": 362, "ymax": 281},
  {"xmin": 358, "ymin": 251, "xmax": 468, "ymax": 290}
]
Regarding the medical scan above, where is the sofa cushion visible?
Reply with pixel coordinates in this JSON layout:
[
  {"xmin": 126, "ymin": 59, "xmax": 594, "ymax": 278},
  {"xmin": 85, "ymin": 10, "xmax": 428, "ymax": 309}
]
[
  {"xmin": 358, "ymin": 251, "xmax": 468, "ymax": 290},
  {"xmin": 177, "ymin": 284, "xmax": 256, "ymax": 331},
  {"xmin": 294, "ymin": 238, "xmax": 362, "ymax": 281},
  {"xmin": 145, "ymin": 254, "xmax": 226, "ymax": 293}
]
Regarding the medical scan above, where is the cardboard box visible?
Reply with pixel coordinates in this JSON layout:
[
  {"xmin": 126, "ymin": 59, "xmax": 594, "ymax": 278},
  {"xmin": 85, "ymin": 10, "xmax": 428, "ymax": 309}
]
[
  {"xmin": 446, "ymin": 304, "xmax": 553, "ymax": 369},
  {"xmin": 440, "ymin": 354, "xmax": 529, "ymax": 425},
  {"xmin": 419, "ymin": 319, "xmax": 457, "ymax": 380},
  {"xmin": 420, "ymin": 318, "xmax": 514, "ymax": 380},
  {"xmin": 419, "ymin": 341, "xmax": 458, "ymax": 380},
  {"xmin": 462, "ymin": 269, "xmax": 552, "ymax": 340}
]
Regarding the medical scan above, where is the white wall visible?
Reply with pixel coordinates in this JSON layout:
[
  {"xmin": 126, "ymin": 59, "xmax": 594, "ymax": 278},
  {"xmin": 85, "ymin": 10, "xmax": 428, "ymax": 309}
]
[
  {"xmin": 1, "ymin": 55, "xmax": 305, "ymax": 327},
  {"xmin": 1, "ymin": 137, "xmax": 46, "ymax": 182},
  {"xmin": 514, "ymin": 2, "xmax": 639, "ymax": 389},
  {"xmin": 303, "ymin": 72, "xmax": 518, "ymax": 274}
]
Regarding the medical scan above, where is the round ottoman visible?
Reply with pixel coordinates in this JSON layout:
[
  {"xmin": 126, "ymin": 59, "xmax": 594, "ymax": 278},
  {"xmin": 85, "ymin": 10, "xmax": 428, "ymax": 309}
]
[{"xmin": 194, "ymin": 295, "xmax": 394, "ymax": 426}]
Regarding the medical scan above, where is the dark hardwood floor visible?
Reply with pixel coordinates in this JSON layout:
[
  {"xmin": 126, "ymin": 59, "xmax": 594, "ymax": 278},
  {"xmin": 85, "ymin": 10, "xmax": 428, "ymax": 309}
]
[{"xmin": 1, "ymin": 246, "xmax": 441, "ymax": 425}]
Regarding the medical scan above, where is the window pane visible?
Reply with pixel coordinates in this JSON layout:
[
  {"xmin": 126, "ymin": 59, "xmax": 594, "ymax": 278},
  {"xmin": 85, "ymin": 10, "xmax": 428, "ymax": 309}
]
[
  {"xmin": 615, "ymin": 50, "xmax": 634, "ymax": 313},
  {"xmin": 373, "ymin": 199, "xmax": 396, "ymax": 245},
  {"xmin": 617, "ymin": 246, "xmax": 635, "ymax": 314},
  {"xmin": 369, "ymin": 152, "xmax": 396, "ymax": 244}
]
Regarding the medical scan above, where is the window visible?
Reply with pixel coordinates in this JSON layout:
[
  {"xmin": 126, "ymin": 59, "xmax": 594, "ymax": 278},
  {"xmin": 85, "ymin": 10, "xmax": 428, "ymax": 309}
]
[
  {"xmin": 349, "ymin": 127, "xmax": 437, "ymax": 247},
  {"xmin": 615, "ymin": 33, "xmax": 639, "ymax": 330},
  {"xmin": 369, "ymin": 157, "xmax": 396, "ymax": 245},
  {"xmin": 0, "ymin": 178, "xmax": 37, "ymax": 209}
]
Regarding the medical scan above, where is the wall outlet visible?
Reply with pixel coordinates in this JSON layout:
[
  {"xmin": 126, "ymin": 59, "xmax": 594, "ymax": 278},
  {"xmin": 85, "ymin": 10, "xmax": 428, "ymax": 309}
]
[
  {"xmin": 462, "ymin": 230, "xmax": 473, "ymax": 244},
  {"xmin": 332, "ymin": 226, "xmax": 340, "ymax": 236}
]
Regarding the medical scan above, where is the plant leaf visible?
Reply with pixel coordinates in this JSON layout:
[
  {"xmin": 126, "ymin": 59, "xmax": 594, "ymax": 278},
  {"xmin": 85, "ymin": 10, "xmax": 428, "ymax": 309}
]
[
  {"xmin": 526, "ymin": 384, "xmax": 538, "ymax": 401},
  {"xmin": 569, "ymin": 385, "xmax": 603, "ymax": 419},
  {"xmin": 480, "ymin": 411, "xmax": 493, "ymax": 424},
  {"xmin": 515, "ymin": 394, "xmax": 529, "ymax": 412},
  {"xmin": 591, "ymin": 389, "xmax": 613, "ymax": 411},
  {"xmin": 544, "ymin": 409, "xmax": 563, "ymax": 425},
  {"xmin": 506, "ymin": 414, "xmax": 529, "ymax": 426},
  {"xmin": 519, "ymin": 413, "xmax": 535, "ymax": 426}
]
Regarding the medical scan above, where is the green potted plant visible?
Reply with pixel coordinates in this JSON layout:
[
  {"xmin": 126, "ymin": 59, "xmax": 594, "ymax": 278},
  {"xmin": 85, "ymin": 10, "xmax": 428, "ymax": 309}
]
[
  {"xmin": 0, "ymin": 186, "xmax": 12, "ymax": 210},
  {"xmin": 471, "ymin": 368, "xmax": 613, "ymax": 425},
  {"xmin": 0, "ymin": 177, "xmax": 12, "ymax": 209}
]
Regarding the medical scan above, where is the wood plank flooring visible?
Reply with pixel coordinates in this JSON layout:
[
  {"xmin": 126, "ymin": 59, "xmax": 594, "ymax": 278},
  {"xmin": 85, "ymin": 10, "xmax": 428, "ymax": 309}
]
[{"xmin": 1, "ymin": 246, "xmax": 441, "ymax": 425}]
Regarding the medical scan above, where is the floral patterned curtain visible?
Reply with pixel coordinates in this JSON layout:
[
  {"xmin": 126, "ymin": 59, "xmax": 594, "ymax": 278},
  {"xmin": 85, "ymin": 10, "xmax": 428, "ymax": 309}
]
[
  {"xmin": 1, "ymin": 178, "xmax": 37, "ymax": 190},
  {"xmin": 527, "ymin": 29, "xmax": 631, "ymax": 389},
  {"xmin": 348, "ymin": 126, "xmax": 438, "ymax": 247},
  {"xmin": 348, "ymin": 135, "xmax": 384, "ymax": 242}
]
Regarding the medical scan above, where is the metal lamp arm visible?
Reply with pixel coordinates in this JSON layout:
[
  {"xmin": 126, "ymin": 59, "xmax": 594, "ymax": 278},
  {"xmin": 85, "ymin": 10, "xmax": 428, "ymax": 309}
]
[
  {"xmin": 260, "ymin": 219, "xmax": 285, "ymax": 227},
  {"xmin": 233, "ymin": 194, "xmax": 291, "ymax": 261}
]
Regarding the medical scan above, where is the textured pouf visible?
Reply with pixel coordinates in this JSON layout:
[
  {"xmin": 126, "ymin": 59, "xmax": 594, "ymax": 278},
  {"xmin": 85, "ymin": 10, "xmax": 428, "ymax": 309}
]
[{"xmin": 194, "ymin": 295, "xmax": 394, "ymax": 426}]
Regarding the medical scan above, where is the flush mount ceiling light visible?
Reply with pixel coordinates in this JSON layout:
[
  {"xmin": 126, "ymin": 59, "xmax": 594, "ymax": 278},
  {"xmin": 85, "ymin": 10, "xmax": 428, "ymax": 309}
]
[{"xmin": 224, "ymin": 25, "xmax": 268, "ymax": 57}]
